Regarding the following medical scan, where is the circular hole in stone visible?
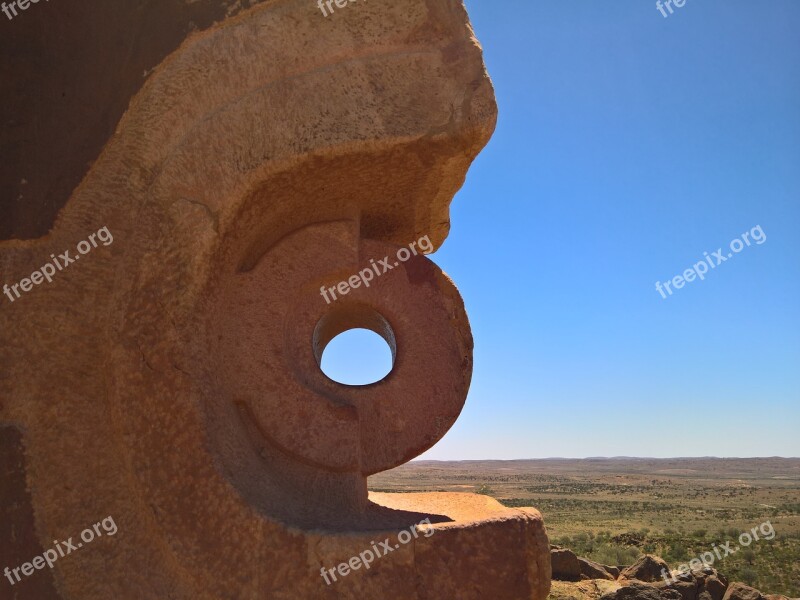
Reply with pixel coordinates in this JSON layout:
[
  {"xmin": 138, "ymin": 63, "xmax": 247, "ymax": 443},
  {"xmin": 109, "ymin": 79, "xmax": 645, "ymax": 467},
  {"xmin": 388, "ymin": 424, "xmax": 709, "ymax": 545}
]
[
  {"xmin": 313, "ymin": 305, "xmax": 396, "ymax": 386},
  {"xmin": 319, "ymin": 328, "xmax": 393, "ymax": 386}
]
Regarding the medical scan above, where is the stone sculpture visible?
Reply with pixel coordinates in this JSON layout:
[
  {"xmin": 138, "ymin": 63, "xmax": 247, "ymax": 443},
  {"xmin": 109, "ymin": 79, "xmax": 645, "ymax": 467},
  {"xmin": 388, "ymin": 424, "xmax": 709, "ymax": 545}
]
[{"xmin": 0, "ymin": 1, "xmax": 551, "ymax": 597}]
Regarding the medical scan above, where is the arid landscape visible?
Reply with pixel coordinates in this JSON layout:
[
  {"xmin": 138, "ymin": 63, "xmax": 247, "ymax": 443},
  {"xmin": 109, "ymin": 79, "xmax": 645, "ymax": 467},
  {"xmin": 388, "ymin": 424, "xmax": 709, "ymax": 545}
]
[{"xmin": 369, "ymin": 458, "xmax": 800, "ymax": 596}]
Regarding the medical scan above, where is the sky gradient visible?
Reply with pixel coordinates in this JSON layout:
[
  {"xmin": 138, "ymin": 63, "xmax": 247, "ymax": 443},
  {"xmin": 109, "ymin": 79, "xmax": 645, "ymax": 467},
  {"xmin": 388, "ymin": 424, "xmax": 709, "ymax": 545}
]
[{"xmin": 322, "ymin": 0, "xmax": 800, "ymax": 459}]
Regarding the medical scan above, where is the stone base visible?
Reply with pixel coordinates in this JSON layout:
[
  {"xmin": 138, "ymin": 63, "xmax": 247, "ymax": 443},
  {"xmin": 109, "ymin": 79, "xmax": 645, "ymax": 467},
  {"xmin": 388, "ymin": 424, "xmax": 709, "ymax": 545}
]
[{"xmin": 307, "ymin": 493, "xmax": 552, "ymax": 600}]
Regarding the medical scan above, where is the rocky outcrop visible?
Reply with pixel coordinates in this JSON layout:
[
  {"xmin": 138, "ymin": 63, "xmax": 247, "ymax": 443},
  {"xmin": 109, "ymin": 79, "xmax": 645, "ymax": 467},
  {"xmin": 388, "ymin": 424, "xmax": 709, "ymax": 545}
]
[
  {"xmin": 620, "ymin": 555, "xmax": 672, "ymax": 582},
  {"xmin": 722, "ymin": 584, "xmax": 765, "ymax": 600},
  {"xmin": 601, "ymin": 583, "xmax": 664, "ymax": 600},
  {"xmin": 582, "ymin": 559, "xmax": 618, "ymax": 581},
  {"xmin": 552, "ymin": 546, "xmax": 616, "ymax": 582},
  {"xmin": 693, "ymin": 570, "xmax": 730, "ymax": 600},
  {"xmin": 548, "ymin": 547, "xmax": 796, "ymax": 600}
]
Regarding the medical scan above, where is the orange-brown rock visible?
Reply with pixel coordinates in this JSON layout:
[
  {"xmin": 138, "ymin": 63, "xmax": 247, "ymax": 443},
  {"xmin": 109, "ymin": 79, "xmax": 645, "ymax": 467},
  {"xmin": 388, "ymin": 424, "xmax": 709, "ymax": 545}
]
[
  {"xmin": 723, "ymin": 584, "xmax": 766, "ymax": 600},
  {"xmin": 620, "ymin": 555, "xmax": 672, "ymax": 583},
  {"xmin": 552, "ymin": 546, "xmax": 615, "ymax": 582},
  {"xmin": 0, "ymin": 0, "xmax": 551, "ymax": 598}
]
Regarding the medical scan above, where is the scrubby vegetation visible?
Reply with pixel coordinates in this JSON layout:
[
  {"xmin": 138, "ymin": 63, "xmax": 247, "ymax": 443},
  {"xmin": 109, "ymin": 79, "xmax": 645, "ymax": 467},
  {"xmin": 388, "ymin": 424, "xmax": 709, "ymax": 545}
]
[
  {"xmin": 538, "ymin": 527, "xmax": 800, "ymax": 593},
  {"xmin": 369, "ymin": 458, "xmax": 800, "ymax": 596}
]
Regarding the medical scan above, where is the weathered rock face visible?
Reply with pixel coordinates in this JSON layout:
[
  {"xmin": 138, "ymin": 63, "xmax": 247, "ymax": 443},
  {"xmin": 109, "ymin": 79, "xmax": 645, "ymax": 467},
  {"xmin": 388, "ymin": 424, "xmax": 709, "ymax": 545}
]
[
  {"xmin": 584, "ymin": 561, "xmax": 617, "ymax": 582},
  {"xmin": 697, "ymin": 572, "xmax": 730, "ymax": 600},
  {"xmin": 547, "ymin": 548, "xmax": 796, "ymax": 600},
  {"xmin": 722, "ymin": 584, "xmax": 766, "ymax": 600},
  {"xmin": 0, "ymin": 1, "xmax": 551, "ymax": 599},
  {"xmin": 602, "ymin": 583, "xmax": 666, "ymax": 600},
  {"xmin": 552, "ymin": 547, "xmax": 584, "ymax": 581},
  {"xmin": 552, "ymin": 546, "xmax": 616, "ymax": 582},
  {"xmin": 621, "ymin": 555, "xmax": 672, "ymax": 583}
]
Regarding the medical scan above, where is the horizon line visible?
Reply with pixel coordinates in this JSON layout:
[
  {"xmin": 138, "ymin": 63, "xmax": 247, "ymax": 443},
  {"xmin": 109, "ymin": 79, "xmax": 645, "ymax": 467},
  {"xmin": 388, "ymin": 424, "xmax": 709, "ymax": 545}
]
[{"xmin": 411, "ymin": 455, "xmax": 800, "ymax": 461}]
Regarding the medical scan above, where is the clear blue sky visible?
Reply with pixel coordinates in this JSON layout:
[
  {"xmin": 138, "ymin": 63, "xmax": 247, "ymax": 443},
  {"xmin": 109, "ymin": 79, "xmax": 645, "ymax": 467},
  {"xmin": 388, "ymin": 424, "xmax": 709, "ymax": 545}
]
[{"xmin": 322, "ymin": 0, "xmax": 800, "ymax": 459}]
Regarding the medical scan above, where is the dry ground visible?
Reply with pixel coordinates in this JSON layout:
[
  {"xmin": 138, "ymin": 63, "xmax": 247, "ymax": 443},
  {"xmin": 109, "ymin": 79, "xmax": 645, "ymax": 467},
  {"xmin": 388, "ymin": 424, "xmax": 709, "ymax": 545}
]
[{"xmin": 369, "ymin": 458, "xmax": 800, "ymax": 596}]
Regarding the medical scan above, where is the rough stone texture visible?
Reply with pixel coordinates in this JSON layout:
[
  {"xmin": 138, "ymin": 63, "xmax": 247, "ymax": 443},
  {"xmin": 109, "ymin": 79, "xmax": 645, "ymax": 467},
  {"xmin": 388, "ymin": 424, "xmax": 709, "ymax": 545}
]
[
  {"xmin": 621, "ymin": 555, "xmax": 672, "ymax": 583},
  {"xmin": 0, "ymin": 0, "xmax": 274, "ymax": 240},
  {"xmin": 373, "ymin": 494, "xmax": 551, "ymax": 600},
  {"xmin": 0, "ymin": 426, "xmax": 60, "ymax": 599},
  {"xmin": 553, "ymin": 547, "xmax": 584, "ymax": 581},
  {"xmin": 0, "ymin": 0, "xmax": 553, "ymax": 599},
  {"xmin": 601, "ymin": 583, "xmax": 664, "ymax": 600},
  {"xmin": 550, "ymin": 579, "xmax": 624, "ymax": 600},
  {"xmin": 579, "ymin": 558, "xmax": 616, "ymax": 581},
  {"xmin": 704, "ymin": 575, "xmax": 729, "ymax": 600},
  {"xmin": 723, "ymin": 584, "xmax": 766, "ymax": 600},
  {"xmin": 551, "ymin": 547, "xmax": 616, "ymax": 582},
  {"xmin": 547, "ymin": 552, "xmax": 793, "ymax": 600},
  {"xmin": 668, "ymin": 581, "xmax": 700, "ymax": 600}
]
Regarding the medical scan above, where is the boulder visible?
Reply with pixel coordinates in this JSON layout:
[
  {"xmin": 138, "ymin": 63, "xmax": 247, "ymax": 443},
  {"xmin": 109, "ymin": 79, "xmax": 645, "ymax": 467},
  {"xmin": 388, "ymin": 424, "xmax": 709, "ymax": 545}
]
[
  {"xmin": 553, "ymin": 547, "xmax": 583, "ymax": 581},
  {"xmin": 669, "ymin": 580, "xmax": 700, "ymax": 600},
  {"xmin": 551, "ymin": 547, "xmax": 617, "ymax": 582},
  {"xmin": 620, "ymin": 555, "xmax": 672, "ymax": 583},
  {"xmin": 605, "ymin": 565, "xmax": 622, "ymax": 578},
  {"xmin": 704, "ymin": 575, "xmax": 728, "ymax": 600},
  {"xmin": 550, "ymin": 579, "xmax": 622, "ymax": 600},
  {"xmin": 722, "ymin": 583, "xmax": 765, "ymax": 600},
  {"xmin": 600, "ymin": 582, "xmax": 663, "ymax": 600},
  {"xmin": 580, "ymin": 557, "xmax": 617, "ymax": 581}
]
